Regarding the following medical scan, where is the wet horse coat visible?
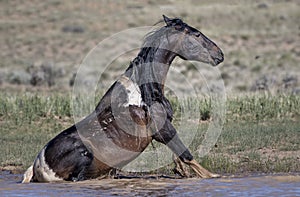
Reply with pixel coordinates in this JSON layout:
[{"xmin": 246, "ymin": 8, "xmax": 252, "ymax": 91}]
[{"xmin": 22, "ymin": 15, "xmax": 224, "ymax": 183}]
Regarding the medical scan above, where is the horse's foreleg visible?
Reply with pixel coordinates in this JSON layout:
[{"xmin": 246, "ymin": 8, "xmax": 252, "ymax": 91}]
[
  {"xmin": 173, "ymin": 154, "xmax": 220, "ymax": 178},
  {"xmin": 172, "ymin": 154, "xmax": 190, "ymax": 177},
  {"xmin": 185, "ymin": 159, "xmax": 220, "ymax": 178},
  {"xmin": 153, "ymin": 120, "xmax": 220, "ymax": 178}
]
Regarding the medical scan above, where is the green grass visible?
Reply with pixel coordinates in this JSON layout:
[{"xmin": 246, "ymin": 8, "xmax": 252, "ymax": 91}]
[
  {"xmin": 0, "ymin": 93, "xmax": 72, "ymax": 169},
  {"xmin": 196, "ymin": 120, "xmax": 300, "ymax": 174},
  {"xmin": 0, "ymin": 93, "xmax": 299, "ymax": 175}
]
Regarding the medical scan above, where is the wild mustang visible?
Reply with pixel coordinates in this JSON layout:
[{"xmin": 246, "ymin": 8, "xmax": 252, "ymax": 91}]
[{"xmin": 22, "ymin": 15, "xmax": 224, "ymax": 183}]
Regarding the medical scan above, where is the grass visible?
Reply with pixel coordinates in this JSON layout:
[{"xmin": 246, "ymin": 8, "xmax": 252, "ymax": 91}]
[
  {"xmin": 198, "ymin": 120, "xmax": 300, "ymax": 174},
  {"xmin": 0, "ymin": 93, "xmax": 299, "ymax": 176},
  {"xmin": 0, "ymin": 93, "xmax": 72, "ymax": 170}
]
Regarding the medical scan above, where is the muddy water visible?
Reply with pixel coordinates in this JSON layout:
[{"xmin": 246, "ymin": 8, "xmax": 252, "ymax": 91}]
[{"xmin": 0, "ymin": 171, "xmax": 299, "ymax": 197}]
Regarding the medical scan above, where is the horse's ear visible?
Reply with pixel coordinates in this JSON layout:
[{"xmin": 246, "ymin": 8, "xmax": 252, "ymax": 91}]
[{"xmin": 163, "ymin": 15, "xmax": 172, "ymax": 26}]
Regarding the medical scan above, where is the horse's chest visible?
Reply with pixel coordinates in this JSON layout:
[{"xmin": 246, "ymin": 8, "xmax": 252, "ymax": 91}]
[
  {"xmin": 117, "ymin": 75, "xmax": 142, "ymax": 107},
  {"xmin": 125, "ymin": 81, "xmax": 142, "ymax": 107}
]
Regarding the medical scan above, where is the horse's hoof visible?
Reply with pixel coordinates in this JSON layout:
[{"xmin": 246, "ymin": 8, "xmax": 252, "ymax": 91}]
[{"xmin": 210, "ymin": 173, "xmax": 221, "ymax": 178}]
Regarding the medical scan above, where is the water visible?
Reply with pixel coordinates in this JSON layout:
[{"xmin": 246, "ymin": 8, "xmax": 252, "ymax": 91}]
[{"xmin": 0, "ymin": 171, "xmax": 299, "ymax": 197}]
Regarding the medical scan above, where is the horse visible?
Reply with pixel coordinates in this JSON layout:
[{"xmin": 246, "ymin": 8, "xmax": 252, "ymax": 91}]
[{"xmin": 22, "ymin": 15, "xmax": 224, "ymax": 183}]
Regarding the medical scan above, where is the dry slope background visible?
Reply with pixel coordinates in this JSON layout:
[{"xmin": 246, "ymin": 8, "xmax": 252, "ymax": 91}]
[{"xmin": 0, "ymin": 0, "xmax": 299, "ymax": 95}]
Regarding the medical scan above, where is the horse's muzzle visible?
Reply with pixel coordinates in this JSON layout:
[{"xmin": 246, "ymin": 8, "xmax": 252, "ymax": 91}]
[{"xmin": 212, "ymin": 51, "xmax": 224, "ymax": 66}]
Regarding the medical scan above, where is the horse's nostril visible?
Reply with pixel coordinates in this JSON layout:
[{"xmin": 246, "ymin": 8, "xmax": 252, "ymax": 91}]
[
  {"xmin": 217, "ymin": 52, "xmax": 224, "ymax": 64},
  {"xmin": 214, "ymin": 56, "xmax": 224, "ymax": 65}
]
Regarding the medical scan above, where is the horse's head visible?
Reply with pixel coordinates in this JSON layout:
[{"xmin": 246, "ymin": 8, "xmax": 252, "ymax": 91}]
[{"xmin": 163, "ymin": 15, "xmax": 224, "ymax": 66}]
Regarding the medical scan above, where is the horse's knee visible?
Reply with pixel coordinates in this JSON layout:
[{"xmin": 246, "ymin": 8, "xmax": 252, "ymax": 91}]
[
  {"xmin": 178, "ymin": 149, "xmax": 194, "ymax": 162},
  {"xmin": 152, "ymin": 121, "xmax": 176, "ymax": 144},
  {"xmin": 152, "ymin": 121, "xmax": 194, "ymax": 161}
]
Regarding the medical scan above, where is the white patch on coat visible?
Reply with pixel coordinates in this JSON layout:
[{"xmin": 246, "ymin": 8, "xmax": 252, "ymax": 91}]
[
  {"xmin": 22, "ymin": 165, "xmax": 33, "ymax": 183},
  {"xmin": 118, "ymin": 75, "xmax": 142, "ymax": 107},
  {"xmin": 33, "ymin": 146, "xmax": 63, "ymax": 182}
]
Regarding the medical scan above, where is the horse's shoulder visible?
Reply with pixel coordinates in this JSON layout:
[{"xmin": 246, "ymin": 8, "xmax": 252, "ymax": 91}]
[{"xmin": 128, "ymin": 104, "xmax": 150, "ymax": 125}]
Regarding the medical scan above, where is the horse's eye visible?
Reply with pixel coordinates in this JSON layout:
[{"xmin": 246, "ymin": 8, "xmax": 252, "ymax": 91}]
[
  {"xmin": 174, "ymin": 25, "xmax": 183, "ymax": 30},
  {"xmin": 194, "ymin": 32, "xmax": 201, "ymax": 37}
]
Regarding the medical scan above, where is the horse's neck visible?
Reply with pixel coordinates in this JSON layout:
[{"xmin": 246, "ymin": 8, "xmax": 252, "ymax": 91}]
[
  {"xmin": 125, "ymin": 47, "xmax": 176, "ymax": 86},
  {"xmin": 95, "ymin": 47, "xmax": 176, "ymax": 119},
  {"xmin": 124, "ymin": 47, "xmax": 176, "ymax": 106}
]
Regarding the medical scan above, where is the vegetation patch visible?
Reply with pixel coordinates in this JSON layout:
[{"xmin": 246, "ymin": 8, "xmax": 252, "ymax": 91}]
[{"xmin": 0, "ymin": 93, "xmax": 299, "ymax": 176}]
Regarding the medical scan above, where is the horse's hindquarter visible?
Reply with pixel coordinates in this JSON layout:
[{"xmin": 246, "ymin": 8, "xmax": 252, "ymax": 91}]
[{"xmin": 32, "ymin": 125, "xmax": 93, "ymax": 182}]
